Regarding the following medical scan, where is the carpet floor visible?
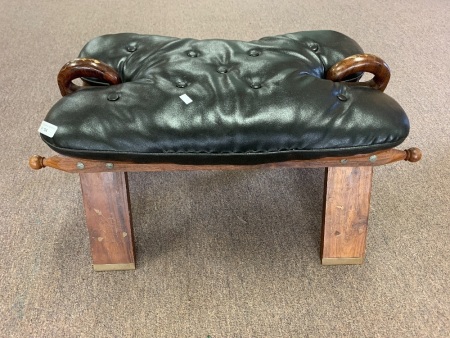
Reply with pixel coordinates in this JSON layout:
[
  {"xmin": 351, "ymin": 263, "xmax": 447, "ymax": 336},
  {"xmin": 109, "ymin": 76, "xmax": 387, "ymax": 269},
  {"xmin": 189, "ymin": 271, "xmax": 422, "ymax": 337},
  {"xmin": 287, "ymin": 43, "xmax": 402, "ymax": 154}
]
[{"xmin": 1, "ymin": 0, "xmax": 449, "ymax": 336}]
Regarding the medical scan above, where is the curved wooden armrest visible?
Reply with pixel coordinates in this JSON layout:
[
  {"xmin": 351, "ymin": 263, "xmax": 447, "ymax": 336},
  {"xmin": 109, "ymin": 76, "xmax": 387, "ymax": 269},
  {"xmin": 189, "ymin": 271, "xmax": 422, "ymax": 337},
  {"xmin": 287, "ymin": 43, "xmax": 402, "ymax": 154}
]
[
  {"xmin": 57, "ymin": 58, "xmax": 122, "ymax": 96},
  {"xmin": 326, "ymin": 54, "xmax": 391, "ymax": 92}
]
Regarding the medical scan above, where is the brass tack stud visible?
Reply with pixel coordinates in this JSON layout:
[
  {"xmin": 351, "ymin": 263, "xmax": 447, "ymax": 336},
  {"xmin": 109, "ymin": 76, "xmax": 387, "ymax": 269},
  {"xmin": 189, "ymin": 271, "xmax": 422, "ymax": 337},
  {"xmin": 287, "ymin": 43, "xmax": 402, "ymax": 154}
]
[
  {"xmin": 249, "ymin": 50, "xmax": 261, "ymax": 57},
  {"xmin": 250, "ymin": 82, "xmax": 262, "ymax": 89},
  {"xmin": 106, "ymin": 163, "xmax": 114, "ymax": 169},
  {"xmin": 176, "ymin": 80, "xmax": 187, "ymax": 88},
  {"xmin": 369, "ymin": 155, "xmax": 377, "ymax": 163},
  {"xmin": 76, "ymin": 162, "xmax": 85, "ymax": 170},
  {"xmin": 217, "ymin": 66, "xmax": 228, "ymax": 74},
  {"xmin": 107, "ymin": 92, "xmax": 120, "ymax": 101},
  {"xmin": 337, "ymin": 94, "xmax": 348, "ymax": 101},
  {"xmin": 126, "ymin": 45, "xmax": 137, "ymax": 52},
  {"xmin": 340, "ymin": 159, "xmax": 348, "ymax": 164},
  {"xmin": 187, "ymin": 50, "xmax": 198, "ymax": 57}
]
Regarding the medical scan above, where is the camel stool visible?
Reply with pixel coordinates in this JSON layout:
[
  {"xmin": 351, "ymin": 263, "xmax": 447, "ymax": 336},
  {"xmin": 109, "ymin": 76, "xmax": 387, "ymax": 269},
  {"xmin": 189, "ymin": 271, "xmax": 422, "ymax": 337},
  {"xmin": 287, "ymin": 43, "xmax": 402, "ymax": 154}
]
[{"xmin": 30, "ymin": 31, "xmax": 421, "ymax": 271}]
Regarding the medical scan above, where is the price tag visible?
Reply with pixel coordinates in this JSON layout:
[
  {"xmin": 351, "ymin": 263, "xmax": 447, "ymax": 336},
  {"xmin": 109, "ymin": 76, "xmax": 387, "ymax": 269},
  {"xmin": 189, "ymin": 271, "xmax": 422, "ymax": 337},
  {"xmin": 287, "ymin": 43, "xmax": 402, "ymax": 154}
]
[
  {"xmin": 38, "ymin": 121, "xmax": 58, "ymax": 138},
  {"xmin": 179, "ymin": 94, "xmax": 193, "ymax": 104}
]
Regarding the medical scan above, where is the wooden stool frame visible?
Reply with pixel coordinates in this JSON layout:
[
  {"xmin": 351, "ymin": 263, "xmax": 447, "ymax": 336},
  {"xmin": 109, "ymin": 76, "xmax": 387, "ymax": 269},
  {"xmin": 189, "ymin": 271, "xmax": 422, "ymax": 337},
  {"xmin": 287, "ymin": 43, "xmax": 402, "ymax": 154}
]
[
  {"xmin": 30, "ymin": 148, "xmax": 421, "ymax": 270},
  {"xmin": 30, "ymin": 54, "xmax": 421, "ymax": 270}
]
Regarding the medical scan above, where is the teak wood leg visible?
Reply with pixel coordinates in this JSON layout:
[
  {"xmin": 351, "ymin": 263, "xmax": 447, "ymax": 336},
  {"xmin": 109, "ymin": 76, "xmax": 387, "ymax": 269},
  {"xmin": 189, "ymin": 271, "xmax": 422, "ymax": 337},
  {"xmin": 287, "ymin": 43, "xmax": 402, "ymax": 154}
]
[
  {"xmin": 79, "ymin": 172, "xmax": 135, "ymax": 271},
  {"xmin": 321, "ymin": 166, "xmax": 373, "ymax": 265}
]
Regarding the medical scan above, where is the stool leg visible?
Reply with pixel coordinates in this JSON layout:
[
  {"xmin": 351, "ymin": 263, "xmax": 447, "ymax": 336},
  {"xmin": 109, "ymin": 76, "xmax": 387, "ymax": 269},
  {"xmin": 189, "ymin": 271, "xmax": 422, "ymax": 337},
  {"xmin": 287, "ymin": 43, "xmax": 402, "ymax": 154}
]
[
  {"xmin": 79, "ymin": 172, "xmax": 135, "ymax": 271},
  {"xmin": 321, "ymin": 166, "xmax": 373, "ymax": 265}
]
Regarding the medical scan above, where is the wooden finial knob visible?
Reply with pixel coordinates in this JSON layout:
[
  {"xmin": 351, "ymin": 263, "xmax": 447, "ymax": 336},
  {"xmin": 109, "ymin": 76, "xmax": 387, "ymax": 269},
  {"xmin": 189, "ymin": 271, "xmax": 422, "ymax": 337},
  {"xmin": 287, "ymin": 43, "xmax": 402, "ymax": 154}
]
[
  {"xmin": 29, "ymin": 155, "xmax": 45, "ymax": 170},
  {"xmin": 405, "ymin": 148, "xmax": 422, "ymax": 162}
]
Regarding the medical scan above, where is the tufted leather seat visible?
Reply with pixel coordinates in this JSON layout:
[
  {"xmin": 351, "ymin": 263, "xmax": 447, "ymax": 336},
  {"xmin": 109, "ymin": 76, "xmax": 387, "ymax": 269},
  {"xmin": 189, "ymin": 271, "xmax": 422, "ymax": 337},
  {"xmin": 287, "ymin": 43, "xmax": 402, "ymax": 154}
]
[{"xmin": 40, "ymin": 30, "xmax": 409, "ymax": 164}]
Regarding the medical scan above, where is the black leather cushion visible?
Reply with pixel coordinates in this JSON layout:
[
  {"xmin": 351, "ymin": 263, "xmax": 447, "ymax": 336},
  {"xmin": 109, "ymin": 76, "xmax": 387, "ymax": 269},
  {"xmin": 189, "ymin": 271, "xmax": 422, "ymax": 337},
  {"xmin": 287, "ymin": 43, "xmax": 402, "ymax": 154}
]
[{"xmin": 41, "ymin": 30, "xmax": 409, "ymax": 164}]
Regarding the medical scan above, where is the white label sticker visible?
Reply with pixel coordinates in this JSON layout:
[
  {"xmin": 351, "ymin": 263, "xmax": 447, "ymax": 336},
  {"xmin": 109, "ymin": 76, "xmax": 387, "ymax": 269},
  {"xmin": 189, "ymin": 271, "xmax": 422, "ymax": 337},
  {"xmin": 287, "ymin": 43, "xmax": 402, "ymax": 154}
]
[
  {"xmin": 179, "ymin": 94, "xmax": 193, "ymax": 105},
  {"xmin": 38, "ymin": 121, "xmax": 58, "ymax": 138}
]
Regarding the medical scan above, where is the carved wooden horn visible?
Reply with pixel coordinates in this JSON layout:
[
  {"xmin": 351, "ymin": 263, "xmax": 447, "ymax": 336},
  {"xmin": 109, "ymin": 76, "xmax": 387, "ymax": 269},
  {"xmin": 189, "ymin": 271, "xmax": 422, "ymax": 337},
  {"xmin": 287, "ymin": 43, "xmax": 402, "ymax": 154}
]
[
  {"xmin": 326, "ymin": 54, "xmax": 391, "ymax": 92},
  {"xmin": 57, "ymin": 58, "xmax": 121, "ymax": 96}
]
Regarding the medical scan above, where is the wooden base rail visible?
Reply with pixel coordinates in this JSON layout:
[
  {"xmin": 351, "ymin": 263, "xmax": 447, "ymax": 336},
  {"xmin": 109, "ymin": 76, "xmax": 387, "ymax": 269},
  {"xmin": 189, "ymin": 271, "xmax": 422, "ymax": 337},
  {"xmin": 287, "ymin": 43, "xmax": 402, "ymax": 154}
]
[
  {"xmin": 29, "ymin": 148, "xmax": 421, "ymax": 173},
  {"xmin": 29, "ymin": 147, "xmax": 421, "ymax": 270}
]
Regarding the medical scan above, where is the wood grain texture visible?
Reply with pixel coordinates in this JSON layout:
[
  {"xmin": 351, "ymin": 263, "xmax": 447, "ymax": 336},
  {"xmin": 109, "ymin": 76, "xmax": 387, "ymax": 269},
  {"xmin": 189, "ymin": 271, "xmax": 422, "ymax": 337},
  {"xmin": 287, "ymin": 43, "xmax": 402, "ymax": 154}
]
[
  {"xmin": 79, "ymin": 172, "xmax": 135, "ymax": 271},
  {"xmin": 28, "ymin": 148, "xmax": 422, "ymax": 173},
  {"xmin": 321, "ymin": 166, "xmax": 373, "ymax": 264},
  {"xmin": 326, "ymin": 53, "xmax": 391, "ymax": 92},
  {"xmin": 57, "ymin": 58, "xmax": 121, "ymax": 96}
]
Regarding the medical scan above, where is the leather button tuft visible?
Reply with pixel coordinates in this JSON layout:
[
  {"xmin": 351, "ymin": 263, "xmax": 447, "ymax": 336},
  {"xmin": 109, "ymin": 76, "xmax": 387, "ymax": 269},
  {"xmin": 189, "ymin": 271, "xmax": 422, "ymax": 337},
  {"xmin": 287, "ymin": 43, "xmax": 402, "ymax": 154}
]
[
  {"xmin": 107, "ymin": 93, "xmax": 120, "ymax": 101},
  {"xmin": 217, "ymin": 66, "xmax": 228, "ymax": 74},
  {"xmin": 187, "ymin": 50, "xmax": 198, "ymax": 57},
  {"xmin": 250, "ymin": 83, "xmax": 262, "ymax": 89},
  {"xmin": 127, "ymin": 45, "xmax": 137, "ymax": 52},
  {"xmin": 311, "ymin": 44, "xmax": 319, "ymax": 52},
  {"xmin": 249, "ymin": 50, "xmax": 261, "ymax": 57},
  {"xmin": 176, "ymin": 80, "xmax": 188, "ymax": 88},
  {"xmin": 337, "ymin": 94, "xmax": 348, "ymax": 101}
]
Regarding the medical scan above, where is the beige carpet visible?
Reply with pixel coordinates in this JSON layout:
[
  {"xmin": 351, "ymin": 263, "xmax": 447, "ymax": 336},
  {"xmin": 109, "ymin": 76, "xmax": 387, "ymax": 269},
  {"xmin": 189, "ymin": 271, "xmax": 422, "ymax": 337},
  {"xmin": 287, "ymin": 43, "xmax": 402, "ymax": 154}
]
[{"xmin": 1, "ymin": 0, "xmax": 449, "ymax": 336}]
